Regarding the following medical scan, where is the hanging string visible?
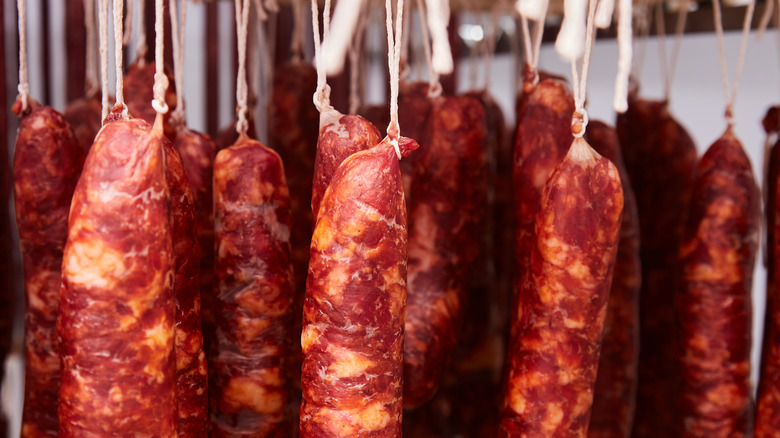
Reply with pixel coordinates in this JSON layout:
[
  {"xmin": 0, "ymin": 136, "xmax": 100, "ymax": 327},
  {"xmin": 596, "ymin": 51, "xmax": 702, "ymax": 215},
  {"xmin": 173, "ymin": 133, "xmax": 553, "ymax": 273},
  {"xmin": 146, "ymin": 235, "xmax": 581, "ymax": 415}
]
[
  {"xmin": 169, "ymin": 0, "xmax": 187, "ymax": 124},
  {"xmin": 291, "ymin": 0, "xmax": 304, "ymax": 62},
  {"xmin": 520, "ymin": 16, "xmax": 534, "ymax": 68},
  {"xmin": 713, "ymin": 0, "xmax": 756, "ymax": 125},
  {"xmin": 114, "ymin": 0, "xmax": 128, "ymax": 116},
  {"xmin": 756, "ymin": 0, "xmax": 774, "ymax": 40},
  {"xmin": 234, "ymin": 0, "xmax": 251, "ymax": 135},
  {"xmin": 569, "ymin": 0, "xmax": 598, "ymax": 137},
  {"xmin": 399, "ymin": 0, "xmax": 411, "ymax": 78},
  {"xmin": 100, "ymin": 0, "xmax": 109, "ymax": 120},
  {"xmin": 151, "ymin": 0, "xmax": 169, "ymax": 118},
  {"xmin": 385, "ymin": 0, "xmax": 405, "ymax": 159},
  {"xmin": 137, "ymin": 0, "xmax": 147, "ymax": 64},
  {"xmin": 123, "ymin": 0, "xmax": 133, "ymax": 45},
  {"xmin": 416, "ymin": 0, "xmax": 441, "ymax": 98},
  {"xmin": 254, "ymin": 0, "xmax": 268, "ymax": 21},
  {"xmin": 631, "ymin": 2, "xmax": 650, "ymax": 83},
  {"xmin": 16, "ymin": 0, "xmax": 29, "ymax": 111},
  {"xmin": 311, "ymin": 0, "xmax": 333, "ymax": 112},
  {"xmin": 426, "ymin": 0, "xmax": 453, "ymax": 75},
  {"xmin": 655, "ymin": 1, "xmax": 687, "ymax": 103},
  {"xmin": 613, "ymin": 0, "xmax": 631, "ymax": 111},
  {"xmin": 348, "ymin": 0, "xmax": 368, "ymax": 114},
  {"xmin": 85, "ymin": 0, "xmax": 99, "ymax": 97}
]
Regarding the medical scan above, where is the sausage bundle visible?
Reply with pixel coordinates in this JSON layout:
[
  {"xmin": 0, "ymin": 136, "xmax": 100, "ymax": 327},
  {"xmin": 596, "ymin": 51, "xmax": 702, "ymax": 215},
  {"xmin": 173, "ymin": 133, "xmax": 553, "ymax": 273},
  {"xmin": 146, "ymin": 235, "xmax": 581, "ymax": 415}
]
[
  {"xmin": 211, "ymin": 135, "xmax": 295, "ymax": 436},
  {"xmin": 403, "ymin": 95, "xmax": 487, "ymax": 408},
  {"xmin": 756, "ymin": 106, "xmax": 780, "ymax": 437},
  {"xmin": 59, "ymin": 117, "xmax": 177, "ymax": 436},
  {"xmin": 586, "ymin": 121, "xmax": 641, "ymax": 438},
  {"xmin": 500, "ymin": 135, "xmax": 624, "ymax": 437},
  {"xmin": 300, "ymin": 136, "xmax": 418, "ymax": 436},
  {"xmin": 677, "ymin": 128, "xmax": 759, "ymax": 437},
  {"xmin": 617, "ymin": 94, "xmax": 698, "ymax": 437},
  {"xmin": 13, "ymin": 96, "xmax": 84, "ymax": 437}
]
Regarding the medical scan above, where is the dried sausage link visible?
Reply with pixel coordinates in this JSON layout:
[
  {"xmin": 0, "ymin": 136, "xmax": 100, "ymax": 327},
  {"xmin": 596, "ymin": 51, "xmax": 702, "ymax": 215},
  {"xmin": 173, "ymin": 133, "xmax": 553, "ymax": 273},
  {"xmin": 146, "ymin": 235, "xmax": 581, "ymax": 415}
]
[
  {"xmin": 58, "ymin": 118, "xmax": 177, "ymax": 437},
  {"xmin": 13, "ymin": 97, "xmax": 84, "ymax": 437},
  {"xmin": 212, "ymin": 137, "xmax": 295, "ymax": 436},
  {"xmin": 678, "ymin": 129, "xmax": 759, "ymax": 438},
  {"xmin": 403, "ymin": 95, "xmax": 487, "ymax": 408},
  {"xmin": 500, "ymin": 137, "xmax": 623, "ymax": 437},
  {"xmin": 301, "ymin": 137, "xmax": 418, "ymax": 437},
  {"xmin": 585, "ymin": 121, "xmax": 641, "ymax": 438}
]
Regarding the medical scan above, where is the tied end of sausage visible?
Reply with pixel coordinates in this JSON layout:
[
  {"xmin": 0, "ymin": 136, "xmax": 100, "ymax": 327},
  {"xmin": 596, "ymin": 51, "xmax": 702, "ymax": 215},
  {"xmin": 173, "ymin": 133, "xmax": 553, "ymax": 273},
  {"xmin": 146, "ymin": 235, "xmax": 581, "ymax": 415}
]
[{"xmin": 397, "ymin": 136, "xmax": 420, "ymax": 159}]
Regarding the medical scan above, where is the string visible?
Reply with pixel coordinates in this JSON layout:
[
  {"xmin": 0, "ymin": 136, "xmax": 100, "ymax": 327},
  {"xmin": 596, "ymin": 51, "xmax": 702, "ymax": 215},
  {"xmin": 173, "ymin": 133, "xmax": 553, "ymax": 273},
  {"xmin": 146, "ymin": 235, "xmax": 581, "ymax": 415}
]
[
  {"xmin": 291, "ymin": 0, "xmax": 304, "ymax": 62},
  {"xmin": 123, "ymin": 0, "xmax": 132, "ymax": 45},
  {"xmin": 613, "ymin": 0, "xmax": 631, "ymax": 112},
  {"xmin": 385, "ymin": 0, "xmax": 405, "ymax": 159},
  {"xmin": 631, "ymin": 2, "xmax": 650, "ymax": 83},
  {"xmin": 85, "ymin": 0, "xmax": 99, "ymax": 97},
  {"xmin": 756, "ymin": 0, "xmax": 773, "ymax": 40},
  {"xmin": 234, "ymin": 0, "xmax": 251, "ymax": 135},
  {"xmin": 16, "ymin": 0, "xmax": 29, "ymax": 111},
  {"xmin": 137, "ymin": 0, "xmax": 147, "ymax": 64},
  {"xmin": 426, "ymin": 0, "xmax": 453, "ymax": 75},
  {"xmin": 569, "ymin": 0, "xmax": 598, "ymax": 138},
  {"xmin": 530, "ymin": 0, "xmax": 548, "ymax": 72},
  {"xmin": 416, "ymin": 0, "xmax": 441, "ymax": 97},
  {"xmin": 311, "ymin": 0, "xmax": 333, "ymax": 111},
  {"xmin": 656, "ymin": 1, "xmax": 688, "ymax": 102},
  {"xmin": 349, "ymin": 0, "xmax": 368, "ymax": 114},
  {"xmin": 254, "ymin": 0, "xmax": 268, "ymax": 21},
  {"xmin": 100, "ymin": 0, "xmax": 109, "ymax": 120},
  {"xmin": 114, "ymin": 0, "xmax": 128, "ymax": 116},
  {"xmin": 400, "ymin": 0, "xmax": 411, "ymax": 79},
  {"xmin": 520, "ymin": 16, "xmax": 534, "ymax": 68},
  {"xmin": 169, "ymin": 0, "xmax": 187, "ymax": 124},
  {"xmin": 713, "ymin": 0, "xmax": 756, "ymax": 125}
]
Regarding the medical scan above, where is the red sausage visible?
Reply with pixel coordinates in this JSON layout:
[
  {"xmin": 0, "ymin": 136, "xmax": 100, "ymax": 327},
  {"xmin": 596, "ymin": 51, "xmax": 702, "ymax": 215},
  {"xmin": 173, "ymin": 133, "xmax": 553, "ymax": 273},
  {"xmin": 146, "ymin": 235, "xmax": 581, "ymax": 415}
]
[
  {"xmin": 311, "ymin": 107, "xmax": 382, "ymax": 220},
  {"xmin": 300, "ymin": 136, "xmax": 418, "ymax": 437},
  {"xmin": 13, "ymin": 97, "xmax": 84, "ymax": 437},
  {"xmin": 511, "ymin": 75, "xmax": 575, "ymax": 343},
  {"xmin": 755, "ymin": 106, "xmax": 780, "ymax": 437},
  {"xmin": 403, "ymin": 95, "xmax": 487, "ymax": 408},
  {"xmin": 616, "ymin": 93, "xmax": 698, "ymax": 438},
  {"xmin": 63, "ymin": 94, "xmax": 103, "ymax": 154},
  {"xmin": 58, "ymin": 116, "xmax": 177, "ymax": 437},
  {"xmin": 585, "ymin": 121, "xmax": 641, "ymax": 438},
  {"xmin": 211, "ymin": 136, "xmax": 295, "ymax": 436},
  {"xmin": 677, "ymin": 128, "xmax": 759, "ymax": 438},
  {"xmin": 123, "ymin": 59, "xmax": 178, "ymax": 140},
  {"xmin": 164, "ymin": 139, "xmax": 209, "ymax": 437},
  {"xmin": 500, "ymin": 136, "xmax": 624, "ymax": 437}
]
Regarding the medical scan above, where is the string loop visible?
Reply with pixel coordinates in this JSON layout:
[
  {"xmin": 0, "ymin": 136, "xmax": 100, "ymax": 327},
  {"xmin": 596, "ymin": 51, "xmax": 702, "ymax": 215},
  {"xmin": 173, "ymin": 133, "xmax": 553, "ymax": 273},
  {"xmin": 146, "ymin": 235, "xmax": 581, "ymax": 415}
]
[
  {"xmin": 17, "ymin": 0, "xmax": 29, "ymax": 111},
  {"xmin": 234, "ymin": 0, "xmax": 251, "ymax": 136},
  {"xmin": 169, "ymin": 0, "xmax": 187, "ymax": 125},
  {"xmin": 152, "ymin": 0, "xmax": 168, "ymax": 117},
  {"xmin": 311, "ymin": 0, "xmax": 333, "ymax": 112},
  {"xmin": 385, "ymin": 0, "xmax": 405, "ymax": 159},
  {"xmin": 713, "ymin": 0, "xmax": 756, "ymax": 127},
  {"xmin": 114, "ymin": 0, "xmax": 128, "ymax": 116},
  {"xmin": 568, "ymin": 0, "xmax": 597, "ymax": 137}
]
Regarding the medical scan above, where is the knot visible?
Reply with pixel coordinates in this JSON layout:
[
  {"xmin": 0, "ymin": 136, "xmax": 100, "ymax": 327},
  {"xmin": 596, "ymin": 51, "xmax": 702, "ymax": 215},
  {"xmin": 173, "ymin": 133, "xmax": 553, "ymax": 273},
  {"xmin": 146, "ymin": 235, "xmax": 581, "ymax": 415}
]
[
  {"xmin": 571, "ymin": 109, "xmax": 588, "ymax": 138},
  {"xmin": 389, "ymin": 137, "xmax": 401, "ymax": 160},
  {"xmin": 725, "ymin": 105, "xmax": 735, "ymax": 127},
  {"xmin": 152, "ymin": 98, "xmax": 169, "ymax": 115},
  {"xmin": 17, "ymin": 83, "xmax": 29, "ymax": 111},
  {"xmin": 428, "ymin": 81, "xmax": 443, "ymax": 99},
  {"xmin": 235, "ymin": 117, "xmax": 249, "ymax": 137},
  {"xmin": 152, "ymin": 72, "xmax": 170, "ymax": 115},
  {"xmin": 313, "ymin": 84, "xmax": 332, "ymax": 113}
]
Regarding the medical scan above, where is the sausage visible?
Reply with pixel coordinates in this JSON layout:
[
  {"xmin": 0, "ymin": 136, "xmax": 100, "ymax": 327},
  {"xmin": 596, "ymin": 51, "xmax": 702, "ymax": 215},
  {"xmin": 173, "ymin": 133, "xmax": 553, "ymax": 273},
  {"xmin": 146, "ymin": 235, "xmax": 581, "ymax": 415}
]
[
  {"xmin": 755, "ymin": 106, "xmax": 780, "ymax": 438},
  {"xmin": 312, "ymin": 107, "xmax": 382, "ymax": 220},
  {"xmin": 215, "ymin": 117, "xmax": 258, "ymax": 152},
  {"xmin": 300, "ymin": 136, "xmax": 418, "ymax": 437},
  {"xmin": 12, "ymin": 96, "xmax": 84, "ymax": 437},
  {"xmin": 500, "ymin": 136, "xmax": 624, "ymax": 437},
  {"xmin": 172, "ymin": 126, "xmax": 218, "ymax": 366},
  {"xmin": 403, "ymin": 95, "xmax": 487, "ymax": 408},
  {"xmin": 123, "ymin": 59, "xmax": 178, "ymax": 140},
  {"xmin": 585, "ymin": 120, "xmax": 641, "ymax": 438},
  {"xmin": 511, "ymin": 74, "xmax": 575, "ymax": 343},
  {"xmin": 616, "ymin": 93, "xmax": 698, "ymax": 438},
  {"xmin": 58, "ymin": 115, "xmax": 177, "ymax": 436},
  {"xmin": 211, "ymin": 135, "xmax": 295, "ymax": 436},
  {"xmin": 677, "ymin": 128, "xmax": 759, "ymax": 437},
  {"xmin": 64, "ymin": 94, "xmax": 104, "ymax": 154},
  {"xmin": 164, "ymin": 139, "xmax": 209, "ymax": 436},
  {"xmin": 398, "ymin": 81, "xmax": 433, "ymax": 201}
]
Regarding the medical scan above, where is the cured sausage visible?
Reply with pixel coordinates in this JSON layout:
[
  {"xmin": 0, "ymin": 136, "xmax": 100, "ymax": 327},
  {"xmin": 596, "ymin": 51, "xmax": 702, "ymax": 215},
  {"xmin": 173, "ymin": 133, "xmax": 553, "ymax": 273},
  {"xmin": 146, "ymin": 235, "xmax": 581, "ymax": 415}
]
[
  {"xmin": 500, "ymin": 135, "xmax": 624, "ymax": 437},
  {"xmin": 12, "ymin": 96, "xmax": 84, "ymax": 437},
  {"xmin": 215, "ymin": 116, "xmax": 258, "ymax": 151},
  {"xmin": 64, "ymin": 94, "xmax": 104, "ymax": 154},
  {"xmin": 585, "ymin": 120, "xmax": 641, "ymax": 438},
  {"xmin": 404, "ymin": 95, "xmax": 487, "ymax": 408},
  {"xmin": 312, "ymin": 107, "xmax": 382, "ymax": 220},
  {"xmin": 123, "ymin": 59, "xmax": 178, "ymax": 140},
  {"xmin": 511, "ymin": 73, "xmax": 575, "ymax": 342},
  {"xmin": 300, "ymin": 136, "xmax": 418, "ymax": 437},
  {"xmin": 164, "ymin": 140, "xmax": 209, "ymax": 437},
  {"xmin": 398, "ymin": 81, "xmax": 433, "ymax": 200},
  {"xmin": 756, "ymin": 106, "xmax": 780, "ymax": 438},
  {"xmin": 211, "ymin": 135, "xmax": 295, "ymax": 436},
  {"xmin": 677, "ymin": 128, "xmax": 759, "ymax": 438},
  {"xmin": 172, "ymin": 126, "xmax": 218, "ymax": 361},
  {"xmin": 58, "ymin": 116, "xmax": 177, "ymax": 437},
  {"xmin": 616, "ymin": 93, "xmax": 698, "ymax": 438}
]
